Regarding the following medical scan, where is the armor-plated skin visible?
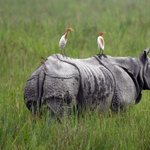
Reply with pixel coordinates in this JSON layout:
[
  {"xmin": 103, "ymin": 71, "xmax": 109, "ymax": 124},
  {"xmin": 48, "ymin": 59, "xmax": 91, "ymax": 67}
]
[{"xmin": 24, "ymin": 47, "xmax": 150, "ymax": 118}]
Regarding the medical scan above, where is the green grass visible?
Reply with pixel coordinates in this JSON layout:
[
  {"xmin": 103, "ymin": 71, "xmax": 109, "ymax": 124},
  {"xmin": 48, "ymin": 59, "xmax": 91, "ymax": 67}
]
[{"xmin": 0, "ymin": 0, "xmax": 150, "ymax": 149}]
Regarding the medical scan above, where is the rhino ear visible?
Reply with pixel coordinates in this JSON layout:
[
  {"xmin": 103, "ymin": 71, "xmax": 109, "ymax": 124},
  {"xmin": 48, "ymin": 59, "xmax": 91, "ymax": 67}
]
[
  {"xmin": 144, "ymin": 47, "xmax": 150, "ymax": 56},
  {"xmin": 139, "ymin": 47, "xmax": 150, "ymax": 63}
]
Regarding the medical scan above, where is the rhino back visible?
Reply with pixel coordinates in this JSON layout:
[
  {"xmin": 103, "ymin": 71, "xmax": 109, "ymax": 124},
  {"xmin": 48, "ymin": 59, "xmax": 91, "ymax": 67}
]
[{"xmin": 48, "ymin": 55, "xmax": 115, "ymax": 112}]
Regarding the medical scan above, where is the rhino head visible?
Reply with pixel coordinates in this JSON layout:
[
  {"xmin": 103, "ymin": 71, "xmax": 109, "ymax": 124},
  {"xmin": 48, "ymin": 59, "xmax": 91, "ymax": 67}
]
[{"xmin": 139, "ymin": 47, "xmax": 150, "ymax": 90}]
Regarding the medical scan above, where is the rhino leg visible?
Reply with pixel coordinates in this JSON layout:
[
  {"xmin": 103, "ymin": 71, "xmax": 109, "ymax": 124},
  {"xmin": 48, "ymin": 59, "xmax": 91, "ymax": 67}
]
[
  {"xmin": 111, "ymin": 67, "xmax": 137, "ymax": 112},
  {"xmin": 41, "ymin": 75, "xmax": 80, "ymax": 119}
]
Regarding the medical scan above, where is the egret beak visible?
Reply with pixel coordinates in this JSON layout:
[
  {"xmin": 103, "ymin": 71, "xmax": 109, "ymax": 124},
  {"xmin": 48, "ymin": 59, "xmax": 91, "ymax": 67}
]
[
  {"xmin": 103, "ymin": 32, "xmax": 107, "ymax": 34},
  {"xmin": 72, "ymin": 29, "xmax": 75, "ymax": 32}
]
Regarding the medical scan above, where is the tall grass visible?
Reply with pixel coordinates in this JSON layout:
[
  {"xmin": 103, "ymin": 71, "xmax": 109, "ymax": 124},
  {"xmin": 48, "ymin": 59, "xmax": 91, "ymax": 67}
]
[{"xmin": 0, "ymin": 0, "xmax": 150, "ymax": 149}]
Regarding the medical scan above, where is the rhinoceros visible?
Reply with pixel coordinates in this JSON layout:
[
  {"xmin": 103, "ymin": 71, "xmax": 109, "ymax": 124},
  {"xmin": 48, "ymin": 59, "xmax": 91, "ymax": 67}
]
[{"xmin": 24, "ymin": 47, "xmax": 150, "ymax": 118}]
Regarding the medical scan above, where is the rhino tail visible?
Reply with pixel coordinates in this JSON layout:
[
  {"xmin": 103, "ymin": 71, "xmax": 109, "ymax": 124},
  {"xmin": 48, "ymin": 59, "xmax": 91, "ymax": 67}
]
[{"xmin": 24, "ymin": 66, "xmax": 45, "ymax": 114}]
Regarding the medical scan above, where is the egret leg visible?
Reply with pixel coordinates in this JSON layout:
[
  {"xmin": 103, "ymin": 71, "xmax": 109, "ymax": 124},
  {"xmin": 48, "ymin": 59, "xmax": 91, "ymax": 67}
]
[
  {"xmin": 61, "ymin": 49, "xmax": 63, "ymax": 56},
  {"xmin": 102, "ymin": 50, "xmax": 107, "ymax": 58},
  {"xmin": 99, "ymin": 49, "xmax": 101, "ymax": 55},
  {"xmin": 64, "ymin": 48, "xmax": 67, "ymax": 57},
  {"xmin": 98, "ymin": 49, "xmax": 102, "ymax": 59}
]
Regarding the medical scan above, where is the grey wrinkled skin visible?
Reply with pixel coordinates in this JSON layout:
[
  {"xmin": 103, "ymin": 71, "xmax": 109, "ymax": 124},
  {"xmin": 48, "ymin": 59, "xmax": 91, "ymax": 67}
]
[{"xmin": 24, "ymin": 47, "xmax": 150, "ymax": 118}]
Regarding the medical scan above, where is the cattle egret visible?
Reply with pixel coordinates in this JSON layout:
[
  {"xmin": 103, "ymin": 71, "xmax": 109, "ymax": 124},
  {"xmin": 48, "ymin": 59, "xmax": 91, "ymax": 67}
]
[
  {"xmin": 97, "ymin": 31, "xmax": 107, "ymax": 56},
  {"xmin": 59, "ymin": 28, "xmax": 74, "ymax": 56}
]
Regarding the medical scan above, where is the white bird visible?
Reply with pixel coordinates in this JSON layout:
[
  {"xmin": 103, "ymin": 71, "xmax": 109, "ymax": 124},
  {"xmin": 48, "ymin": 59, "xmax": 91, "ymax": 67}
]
[
  {"xmin": 97, "ymin": 31, "xmax": 107, "ymax": 55},
  {"xmin": 59, "ymin": 28, "xmax": 74, "ymax": 56}
]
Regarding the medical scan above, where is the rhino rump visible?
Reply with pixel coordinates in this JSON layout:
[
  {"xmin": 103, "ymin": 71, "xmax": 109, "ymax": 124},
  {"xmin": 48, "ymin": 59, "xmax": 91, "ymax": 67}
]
[{"xmin": 24, "ymin": 61, "xmax": 81, "ymax": 117}]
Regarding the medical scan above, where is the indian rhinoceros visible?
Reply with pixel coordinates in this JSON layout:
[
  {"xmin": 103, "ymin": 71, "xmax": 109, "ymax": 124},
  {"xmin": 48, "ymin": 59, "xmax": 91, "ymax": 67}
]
[{"xmin": 24, "ymin": 47, "xmax": 150, "ymax": 118}]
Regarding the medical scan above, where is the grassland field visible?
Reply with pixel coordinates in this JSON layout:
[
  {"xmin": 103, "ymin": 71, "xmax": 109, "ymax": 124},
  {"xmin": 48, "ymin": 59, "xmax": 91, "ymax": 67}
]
[{"xmin": 0, "ymin": 0, "xmax": 150, "ymax": 149}]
